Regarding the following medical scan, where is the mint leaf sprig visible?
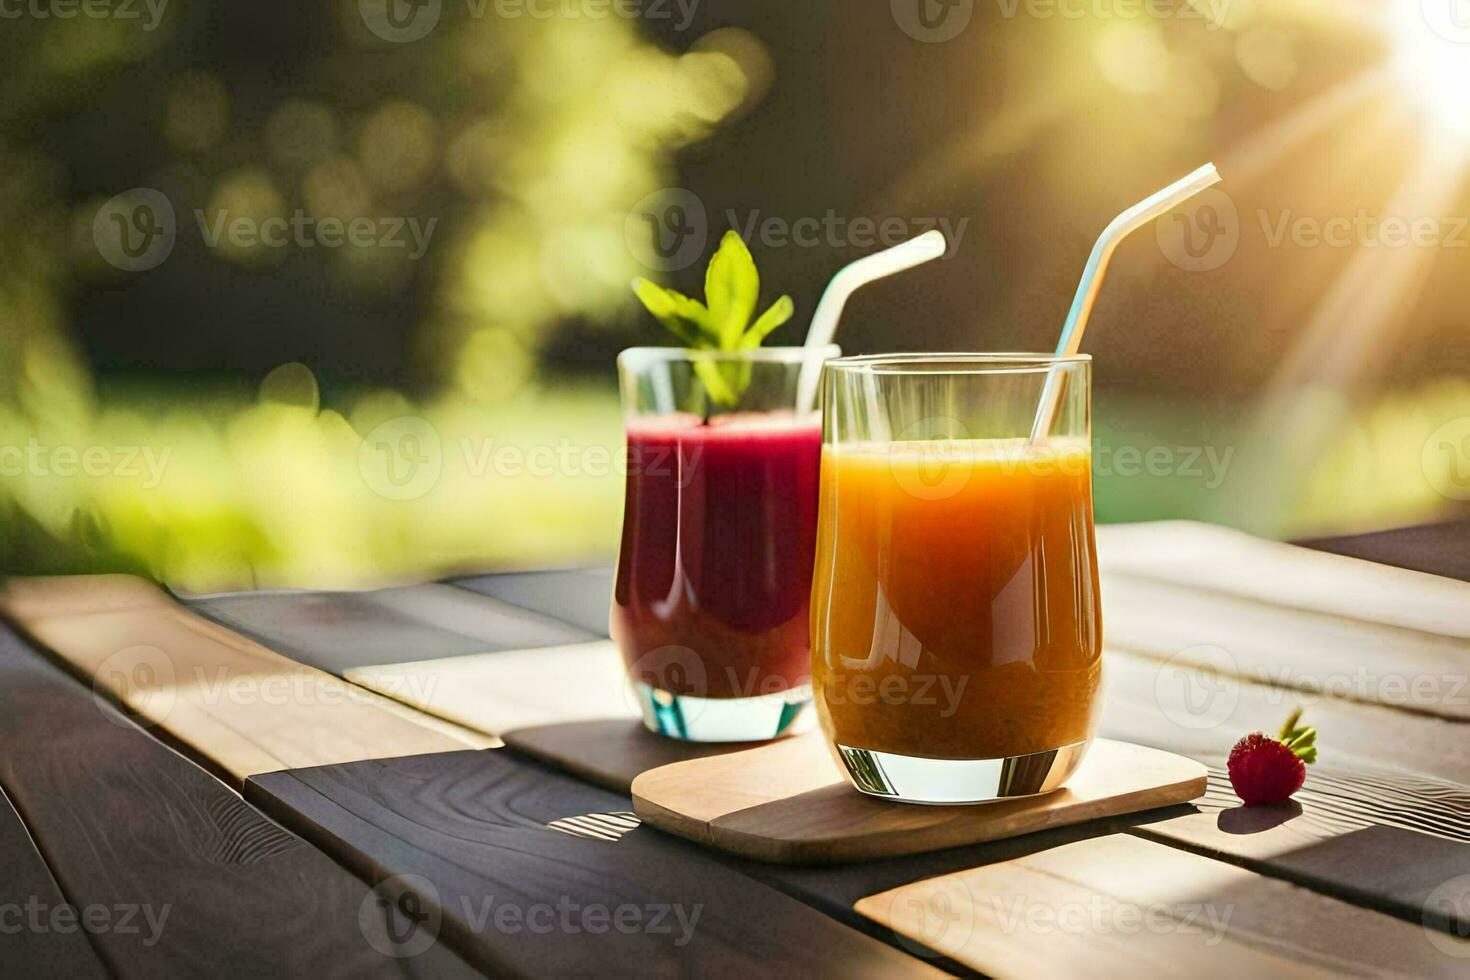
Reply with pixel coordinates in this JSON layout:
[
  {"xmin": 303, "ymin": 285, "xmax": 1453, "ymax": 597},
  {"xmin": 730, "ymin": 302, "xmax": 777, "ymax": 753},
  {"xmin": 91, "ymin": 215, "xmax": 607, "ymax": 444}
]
[{"xmin": 632, "ymin": 231, "xmax": 795, "ymax": 409}]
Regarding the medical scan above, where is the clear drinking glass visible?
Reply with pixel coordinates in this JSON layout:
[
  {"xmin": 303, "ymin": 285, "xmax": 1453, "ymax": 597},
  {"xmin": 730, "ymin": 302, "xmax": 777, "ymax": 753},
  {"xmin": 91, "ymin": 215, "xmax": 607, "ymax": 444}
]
[
  {"xmin": 811, "ymin": 353, "xmax": 1102, "ymax": 803},
  {"xmin": 612, "ymin": 345, "xmax": 840, "ymax": 741}
]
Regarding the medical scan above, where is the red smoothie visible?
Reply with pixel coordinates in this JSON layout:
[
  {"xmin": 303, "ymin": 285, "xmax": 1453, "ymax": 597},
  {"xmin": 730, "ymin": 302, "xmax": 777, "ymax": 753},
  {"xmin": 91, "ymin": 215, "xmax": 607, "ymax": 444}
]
[{"xmin": 611, "ymin": 412, "xmax": 822, "ymax": 700}]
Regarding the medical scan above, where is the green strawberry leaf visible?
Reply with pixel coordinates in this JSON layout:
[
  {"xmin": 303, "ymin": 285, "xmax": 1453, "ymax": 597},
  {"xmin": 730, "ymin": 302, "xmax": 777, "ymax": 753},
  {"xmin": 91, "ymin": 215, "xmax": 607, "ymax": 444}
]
[{"xmin": 1278, "ymin": 709, "xmax": 1317, "ymax": 765}]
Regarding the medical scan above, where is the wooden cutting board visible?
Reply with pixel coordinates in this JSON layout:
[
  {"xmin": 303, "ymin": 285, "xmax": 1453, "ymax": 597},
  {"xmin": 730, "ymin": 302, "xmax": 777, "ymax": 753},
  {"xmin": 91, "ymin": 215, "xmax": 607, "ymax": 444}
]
[
  {"xmin": 631, "ymin": 734, "xmax": 1206, "ymax": 864},
  {"xmin": 857, "ymin": 833, "xmax": 1464, "ymax": 977}
]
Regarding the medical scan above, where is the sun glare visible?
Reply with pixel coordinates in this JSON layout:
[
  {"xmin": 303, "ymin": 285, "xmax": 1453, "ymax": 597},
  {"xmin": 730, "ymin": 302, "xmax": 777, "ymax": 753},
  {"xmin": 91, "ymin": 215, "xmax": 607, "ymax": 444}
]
[{"xmin": 1390, "ymin": 3, "xmax": 1470, "ymax": 141}]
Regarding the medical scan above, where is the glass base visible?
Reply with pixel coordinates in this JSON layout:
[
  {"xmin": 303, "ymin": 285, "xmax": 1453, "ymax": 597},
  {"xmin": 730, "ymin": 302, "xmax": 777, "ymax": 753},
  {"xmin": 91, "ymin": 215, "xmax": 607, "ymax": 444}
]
[
  {"xmin": 634, "ymin": 682, "xmax": 814, "ymax": 743},
  {"xmin": 834, "ymin": 739, "xmax": 1091, "ymax": 805}
]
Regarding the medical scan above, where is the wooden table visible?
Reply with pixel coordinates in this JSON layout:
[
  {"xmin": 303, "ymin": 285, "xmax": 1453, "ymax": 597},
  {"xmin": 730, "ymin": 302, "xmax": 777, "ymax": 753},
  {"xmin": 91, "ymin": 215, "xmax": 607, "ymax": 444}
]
[{"xmin": 0, "ymin": 521, "xmax": 1466, "ymax": 976}]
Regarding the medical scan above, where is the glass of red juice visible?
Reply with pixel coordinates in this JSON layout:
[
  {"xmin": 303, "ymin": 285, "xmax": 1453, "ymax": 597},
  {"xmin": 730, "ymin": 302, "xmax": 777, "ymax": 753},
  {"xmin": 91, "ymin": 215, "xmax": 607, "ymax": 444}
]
[{"xmin": 612, "ymin": 345, "xmax": 840, "ymax": 741}]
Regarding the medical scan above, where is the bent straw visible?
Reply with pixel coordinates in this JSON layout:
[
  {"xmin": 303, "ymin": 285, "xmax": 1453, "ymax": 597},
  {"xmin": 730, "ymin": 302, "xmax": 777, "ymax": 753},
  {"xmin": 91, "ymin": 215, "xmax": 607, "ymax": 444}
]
[
  {"xmin": 796, "ymin": 230, "xmax": 950, "ymax": 414},
  {"xmin": 1030, "ymin": 163, "xmax": 1221, "ymax": 442}
]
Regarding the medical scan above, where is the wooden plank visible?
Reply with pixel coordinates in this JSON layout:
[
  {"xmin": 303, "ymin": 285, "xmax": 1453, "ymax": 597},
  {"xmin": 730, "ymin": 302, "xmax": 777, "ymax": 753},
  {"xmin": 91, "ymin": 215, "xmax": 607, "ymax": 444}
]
[
  {"xmin": 188, "ymin": 583, "xmax": 595, "ymax": 674},
  {"xmin": 1188, "ymin": 766, "xmax": 1469, "ymax": 843},
  {"xmin": 1, "ymin": 573, "xmax": 175, "ymax": 620},
  {"xmin": 1097, "ymin": 521, "xmax": 1470, "ymax": 638},
  {"xmin": 730, "ymin": 766, "xmax": 1470, "ymax": 946},
  {"xmin": 345, "ymin": 641, "xmax": 636, "ymax": 736},
  {"xmin": 245, "ymin": 748, "xmax": 946, "ymax": 978},
  {"xmin": 452, "ymin": 567, "xmax": 613, "ymax": 636},
  {"xmin": 1099, "ymin": 646, "xmax": 1470, "ymax": 784},
  {"xmin": 1101, "ymin": 573, "xmax": 1470, "ymax": 719},
  {"xmin": 1, "ymin": 576, "xmax": 492, "ymax": 788},
  {"xmin": 857, "ymin": 834, "xmax": 1466, "ymax": 976},
  {"xmin": 1131, "ymin": 795, "xmax": 1470, "ymax": 934},
  {"xmin": 0, "ymin": 784, "xmax": 108, "ymax": 977},
  {"xmin": 631, "ymin": 735, "xmax": 1205, "ymax": 864},
  {"xmin": 1302, "ymin": 520, "xmax": 1470, "ymax": 583},
  {"xmin": 0, "ymin": 622, "xmax": 477, "ymax": 977},
  {"xmin": 501, "ymin": 719, "xmax": 759, "ymax": 794}
]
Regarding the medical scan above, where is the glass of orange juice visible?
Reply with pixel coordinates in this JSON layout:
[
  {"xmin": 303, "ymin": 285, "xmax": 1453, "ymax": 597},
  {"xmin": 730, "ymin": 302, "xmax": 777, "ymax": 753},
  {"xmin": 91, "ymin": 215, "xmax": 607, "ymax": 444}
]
[{"xmin": 811, "ymin": 354, "xmax": 1102, "ymax": 804}]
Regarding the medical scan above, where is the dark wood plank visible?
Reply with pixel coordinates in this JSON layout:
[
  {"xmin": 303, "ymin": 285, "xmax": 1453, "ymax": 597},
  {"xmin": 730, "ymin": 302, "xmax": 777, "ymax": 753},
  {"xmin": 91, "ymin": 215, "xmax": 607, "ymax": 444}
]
[
  {"xmin": 245, "ymin": 749, "xmax": 945, "ymax": 978},
  {"xmin": 1302, "ymin": 520, "xmax": 1470, "ymax": 583},
  {"xmin": 501, "ymin": 718, "xmax": 757, "ymax": 794},
  {"xmin": 0, "ymin": 784, "xmax": 108, "ymax": 977},
  {"xmin": 451, "ymin": 568, "xmax": 613, "ymax": 636},
  {"xmin": 187, "ymin": 583, "xmax": 594, "ymax": 674},
  {"xmin": 0, "ymin": 622, "xmax": 477, "ymax": 977}
]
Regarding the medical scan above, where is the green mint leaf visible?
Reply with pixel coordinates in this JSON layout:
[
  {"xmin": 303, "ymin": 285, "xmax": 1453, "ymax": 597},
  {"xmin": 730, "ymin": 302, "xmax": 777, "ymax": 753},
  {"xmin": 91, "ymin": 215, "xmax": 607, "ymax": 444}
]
[
  {"xmin": 630, "ymin": 233, "xmax": 796, "ymax": 410},
  {"xmin": 693, "ymin": 359, "xmax": 740, "ymax": 407},
  {"xmin": 705, "ymin": 231, "xmax": 760, "ymax": 348},
  {"xmin": 633, "ymin": 278, "xmax": 711, "ymax": 348},
  {"xmin": 740, "ymin": 295, "xmax": 794, "ymax": 348}
]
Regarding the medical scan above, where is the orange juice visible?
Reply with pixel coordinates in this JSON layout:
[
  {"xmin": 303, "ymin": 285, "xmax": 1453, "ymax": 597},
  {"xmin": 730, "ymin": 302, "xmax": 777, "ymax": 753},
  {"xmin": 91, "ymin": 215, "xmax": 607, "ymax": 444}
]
[{"xmin": 810, "ymin": 438, "xmax": 1102, "ymax": 762}]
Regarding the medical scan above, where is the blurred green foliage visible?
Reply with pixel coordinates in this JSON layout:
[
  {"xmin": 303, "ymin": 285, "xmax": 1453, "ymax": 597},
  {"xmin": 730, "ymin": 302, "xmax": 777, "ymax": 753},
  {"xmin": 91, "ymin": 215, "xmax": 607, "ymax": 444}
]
[{"xmin": 0, "ymin": 2, "xmax": 758, "ymax": 588}]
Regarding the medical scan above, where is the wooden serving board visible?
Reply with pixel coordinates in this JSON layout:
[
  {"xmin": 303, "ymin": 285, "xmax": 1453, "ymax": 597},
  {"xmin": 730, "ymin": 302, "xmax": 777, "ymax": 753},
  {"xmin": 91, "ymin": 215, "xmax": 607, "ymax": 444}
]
[
  {"xmin": 631, "ymin": 735, "xmax": 1207, "ymax": 864},
  {"xmin": 858, "ymin": 833, "xmax": 1465, "ymax": 977}
]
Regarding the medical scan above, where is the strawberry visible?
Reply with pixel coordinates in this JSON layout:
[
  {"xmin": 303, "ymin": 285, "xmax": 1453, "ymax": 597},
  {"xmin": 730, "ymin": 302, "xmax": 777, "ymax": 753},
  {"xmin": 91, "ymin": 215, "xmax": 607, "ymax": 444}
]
[{"xmin": 1227, "ymin": 709, "xmax": 1317, "ymax": 806}]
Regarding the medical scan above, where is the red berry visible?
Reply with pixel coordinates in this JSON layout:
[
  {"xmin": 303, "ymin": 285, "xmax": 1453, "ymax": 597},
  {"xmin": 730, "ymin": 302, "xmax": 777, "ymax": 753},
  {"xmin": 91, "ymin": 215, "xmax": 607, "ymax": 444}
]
[{"xmin": 1227, "ymin": 732, "xmax": 1307, "ymax": 805}]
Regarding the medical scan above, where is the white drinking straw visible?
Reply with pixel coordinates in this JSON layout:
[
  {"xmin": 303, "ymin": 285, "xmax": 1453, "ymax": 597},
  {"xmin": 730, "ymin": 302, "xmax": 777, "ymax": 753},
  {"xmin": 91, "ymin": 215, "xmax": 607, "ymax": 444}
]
[
  {"xmin": 796, "ymin": 231, "xmax": 950, "ymax": 414},
  {"xmin": 1029, "ymin": 163, "xmax": 1221, "ymax": 442}
]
